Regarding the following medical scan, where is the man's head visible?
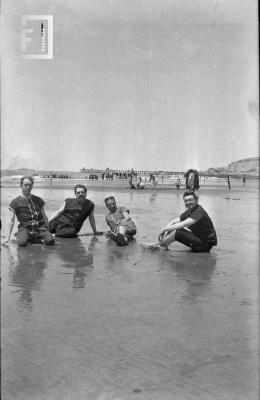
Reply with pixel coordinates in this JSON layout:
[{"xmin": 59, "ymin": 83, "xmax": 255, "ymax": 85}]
[
  {"xmin": 74, "ymin": 184, "xmax": 87, "ymax": 199},
  {"xmin": 104, "ymin": 196, "xmax": 117, "ymax": 212},
  {"xmin": 20, "ymin": 176, "xmax": 34, "ymax": 197},
  {"xmin": 183, "ymin": 191, "xmax": 199, "ymax": 209}
]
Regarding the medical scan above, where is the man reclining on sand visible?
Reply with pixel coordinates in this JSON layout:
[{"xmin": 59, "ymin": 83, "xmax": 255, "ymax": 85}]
[
  {"xmin": 141, "ymin": 191, "xmax": 217, "ymax": 252},
  {"xmin": 104, "ymin": 196, "xmax": 136, "ymax": 246},
  {"xmin": 49, "ymin": 185, "xmax": 102, "ymax": 237}
]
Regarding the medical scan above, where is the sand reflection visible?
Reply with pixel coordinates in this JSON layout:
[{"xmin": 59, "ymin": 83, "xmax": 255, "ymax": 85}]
[
  {"xmin": 53, "ymin": 237, "xmax": 95, "ymax": 288},
  {"xmin": 8, "ymin": 245, "xmax": 49, "ymax": 309},
  {"xmin": 156, "ymin": 250, "xmax": 217, "ymax": 301}
]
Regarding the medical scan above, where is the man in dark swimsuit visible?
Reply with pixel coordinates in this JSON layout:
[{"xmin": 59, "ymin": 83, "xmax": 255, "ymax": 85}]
[
  {"xmin": 49, "ymin": 185, "xmax": 102, "ymax": 237},
  {"xmin": 158, "ymin": 191, "xmax": 217, "ymax": 252},
  {"xmin": 142, "ymin": 191, "xmax": 217, "ymax": 252},
  {"xmin": 4, "ymin": 176, "xmax": 54, "ymax": 247}
]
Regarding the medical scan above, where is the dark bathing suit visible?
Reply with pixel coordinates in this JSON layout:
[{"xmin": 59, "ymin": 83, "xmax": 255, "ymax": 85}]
[
  {"xmin": 175, "ymin": 204, "xmax": 217, "ymax": 252},
  {"xmin": 8, "ymin": 195, "xmax": 54, "ymax": 246},
  {"xmin": 49, "ymin": 198, "xmax": 94, "ymax": 237}
]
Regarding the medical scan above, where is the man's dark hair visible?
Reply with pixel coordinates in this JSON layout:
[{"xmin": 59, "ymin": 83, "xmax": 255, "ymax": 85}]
[
  {"xmin": 104, "ymin": 195, "xmax": 115, "ymax": 205},
  {"xmin": 183, "ymin": 190, "xmax": 198, "ymax": 200},
  {"xmin": 74, "ymin": 184, "xmax": 87, "ymax": 194},
  {"xmin": 20, "ymin": 176, "xmax": 34, "ymax": 187}
]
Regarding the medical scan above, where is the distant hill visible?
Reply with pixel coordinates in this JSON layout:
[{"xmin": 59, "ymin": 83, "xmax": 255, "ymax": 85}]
[{"xmin": 206, "ymin": 156, "xmax": 259, "ymax": 176}]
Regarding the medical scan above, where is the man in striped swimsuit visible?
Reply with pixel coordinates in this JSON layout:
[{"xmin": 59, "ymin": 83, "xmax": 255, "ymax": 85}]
[
  {"xmin": 5, "ymin": 176, "xmax": 55, "ymax": 247},
  {"xmin": 105, "ymin": 196, "xmax": 136, "ymax": 246}
]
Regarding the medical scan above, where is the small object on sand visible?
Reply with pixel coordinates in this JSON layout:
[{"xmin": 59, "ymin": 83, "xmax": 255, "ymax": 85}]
[
  {"xmin": 141, "ymin": 242, "xmax": 161, "ymax": 250},
  {"xmin": 132, "ymin": 388, "xmax": 142, "ymax": 393},
  {"xmin": 224, "ymin": 197, "xmax": 240, "ymax": 201}
]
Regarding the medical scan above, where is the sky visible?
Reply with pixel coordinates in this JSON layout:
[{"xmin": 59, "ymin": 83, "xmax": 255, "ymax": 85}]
[{"xmin": 2, "ymin": 0, "xmax": 259, "ymax": 172}]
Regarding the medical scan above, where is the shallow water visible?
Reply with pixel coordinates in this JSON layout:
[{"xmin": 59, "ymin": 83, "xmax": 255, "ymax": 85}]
[{"xmin": 1, "ymin": 187, "xmax": 259, "ymax": 400}]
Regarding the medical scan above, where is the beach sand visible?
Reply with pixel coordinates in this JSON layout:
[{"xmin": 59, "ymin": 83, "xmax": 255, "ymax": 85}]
[{"xmin": 1, "ymin": 186, "xmax": 259, "ymax": 400}]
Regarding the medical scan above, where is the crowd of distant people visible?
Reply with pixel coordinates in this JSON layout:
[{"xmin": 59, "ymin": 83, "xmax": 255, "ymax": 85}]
[
  {"xmin": 101, "ymin": 171, "xmax": 137, "ymax": 180},
  {"xmin": 42, "ymin": 173, "xmax": 71, "ymax": 179},
  {"xmin": 38, "ymin": 170, "xmax": 246, "ymax": 193}
]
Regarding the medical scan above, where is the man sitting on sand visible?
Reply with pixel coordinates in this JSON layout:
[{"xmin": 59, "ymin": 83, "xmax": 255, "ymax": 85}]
[
  {"xmin": 142, "ymin": 191, "xmax": 217, "ymax": 252},
  {"xmin": 4, "ymin": 176, "xmax": 55, "ymax": 247},
  {"xmin": 104, "ymin": 196, "xmax": 136, "ymax": 246},
  {"xmin": 49, "ymin": 185, "xmax": 102, "ymax": 237}
]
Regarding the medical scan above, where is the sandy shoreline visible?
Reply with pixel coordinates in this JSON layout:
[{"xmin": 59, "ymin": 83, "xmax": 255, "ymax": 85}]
[
  {"xmin": 1, "ymin": 176, "xmax": 258, "ymax": 197},
  {"xmin": 1, "ymin": 186, "xmax": 259, "ymax": 400}
]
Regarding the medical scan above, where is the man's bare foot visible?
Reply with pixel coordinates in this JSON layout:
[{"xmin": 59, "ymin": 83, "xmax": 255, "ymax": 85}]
[{"xmin": 141, "ymin": 243, "xmax": 161, "ymax": 250}]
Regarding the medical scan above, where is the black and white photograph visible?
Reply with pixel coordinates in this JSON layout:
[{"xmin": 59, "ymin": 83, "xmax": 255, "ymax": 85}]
[{"xmin": 1, "ymin": 1, "xmax": 259, "ymax": 399}]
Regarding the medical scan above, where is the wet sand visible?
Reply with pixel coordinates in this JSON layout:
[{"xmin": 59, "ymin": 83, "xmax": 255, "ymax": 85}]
[
  {"xmin": 1, "ymin": 187, "xmax": 259, "ymax": 400},
  {"xmin": 1, "ymin": 175, "xmax": 259, "ymax": 194}
]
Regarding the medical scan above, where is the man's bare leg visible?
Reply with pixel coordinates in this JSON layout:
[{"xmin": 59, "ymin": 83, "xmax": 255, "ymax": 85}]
[
  {"xmin": 117, "ymin": 225, "xmax": 129, "ymax": 245},
  {"xmin": 159, "ymin": 230, "xmax": 176, "ymax": 249},
  {"xmin": 141, "ymin": 230, "xmax": 176, "ymax": 250}
]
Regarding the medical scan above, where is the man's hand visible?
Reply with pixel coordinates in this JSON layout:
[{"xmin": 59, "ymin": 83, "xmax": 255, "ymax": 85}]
[
  {"xmin": 158, "ymin": 227, "xmax": 173, "ymax": 242},
  {"xmin": 163, "ymin": 226, "xmax": 174, "ymax": 234}
]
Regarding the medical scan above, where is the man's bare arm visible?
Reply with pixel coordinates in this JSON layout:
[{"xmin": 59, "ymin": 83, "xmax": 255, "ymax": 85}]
[
  {"xmin": 3, "ymin": 210, "xmax": 15, "ymax": 245},
  {"xmin": 49, "ymin": 202, "xmax": 66, "ymax": 223},
  {"xmin": 89, "ymin": 210, "xmax": 102, "ymax": 235},
  {"xmin": 163, "ymin": 217, "xmax": 196, "ymax": 233},
  {"xmin": 165, "ymin": 217, "xmax": 181, "ymax": 227},
  {"xmin": 41, "ymin": 208, "xmax": 50, "ymax": 229}
]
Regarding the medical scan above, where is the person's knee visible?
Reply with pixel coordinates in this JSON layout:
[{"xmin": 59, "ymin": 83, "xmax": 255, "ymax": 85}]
[
  {"xmin": 160, "ymin": 230, "xmax": 176, "ymax": 246},
  {"xmin": 18, "ymin": 231, "xmax": 29, "ymax": 247},
  {"xmin": 18, "ymin": 239, "xmax": 28, "ymax": 247},
  {"xmin": 43, "ymin": 234, "xmax": 55, "ymax": 245},
  {"xmin": 49, "ymin": 220, "xmax": 56, "ymax": 234},
  {"xmin": 45, "ymin": 238, "xmax": 55, "ymax": 245}
]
